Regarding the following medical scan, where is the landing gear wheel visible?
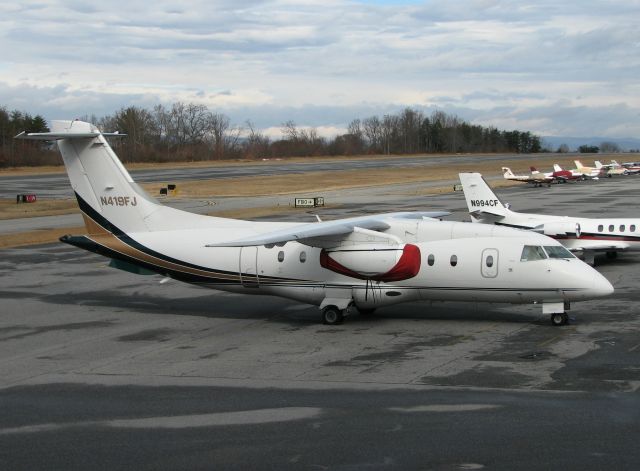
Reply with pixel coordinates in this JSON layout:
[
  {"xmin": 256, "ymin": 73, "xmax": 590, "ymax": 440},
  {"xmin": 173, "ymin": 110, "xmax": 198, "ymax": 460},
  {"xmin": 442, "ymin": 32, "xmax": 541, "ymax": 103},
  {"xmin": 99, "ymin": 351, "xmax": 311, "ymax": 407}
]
[
  {"xmin": 357, "ymin": 307, "xmax": 376, "ymax": 316},
  {"xmin": 322, "ymin": 306, "xmax": 344, "ymax": 325},
  {"xmin": 550, "ymin": 312, "xmax": 569, "ymax": 326}
]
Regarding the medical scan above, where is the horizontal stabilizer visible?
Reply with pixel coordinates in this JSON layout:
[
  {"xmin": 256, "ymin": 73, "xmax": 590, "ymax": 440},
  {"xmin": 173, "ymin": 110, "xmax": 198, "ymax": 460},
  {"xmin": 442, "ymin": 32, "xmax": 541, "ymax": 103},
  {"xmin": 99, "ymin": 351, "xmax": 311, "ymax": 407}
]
[
  {"xmin": 15, "ymin": 130, "xmax": 125, "ymax": 141},
  {"xmin": 469, "ymin": 209, "xmax": 506, "ymax": 220},
  {"xmin": 206, "ymin": 211, "xmax": 449, "ymax": 248}
]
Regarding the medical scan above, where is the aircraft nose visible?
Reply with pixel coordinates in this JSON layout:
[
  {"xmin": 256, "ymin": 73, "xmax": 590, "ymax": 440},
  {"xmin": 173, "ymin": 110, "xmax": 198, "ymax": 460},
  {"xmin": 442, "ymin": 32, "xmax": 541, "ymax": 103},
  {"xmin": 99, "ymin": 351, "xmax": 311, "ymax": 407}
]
[{"xmin": 591, "ymin": 271, "xmax": 614, "ymax": 298}]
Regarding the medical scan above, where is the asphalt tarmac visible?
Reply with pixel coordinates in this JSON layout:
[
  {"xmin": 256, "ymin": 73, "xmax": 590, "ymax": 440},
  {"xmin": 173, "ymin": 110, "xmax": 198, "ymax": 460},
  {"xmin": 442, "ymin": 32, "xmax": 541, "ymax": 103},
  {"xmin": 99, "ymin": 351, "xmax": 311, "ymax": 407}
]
[{"xmin": 1, "ymin": 175, "xmax": 640, "ymax": 470}]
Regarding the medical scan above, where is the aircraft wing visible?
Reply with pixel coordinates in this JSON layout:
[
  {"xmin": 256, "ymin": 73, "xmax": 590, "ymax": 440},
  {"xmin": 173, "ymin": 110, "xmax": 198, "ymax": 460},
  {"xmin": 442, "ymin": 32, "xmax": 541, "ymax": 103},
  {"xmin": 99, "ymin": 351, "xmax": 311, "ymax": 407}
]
[
  {"xmin": 572, "ymin": 241, "xmax": 630, "ymax": 252},
  {"xmin": 205, "ymin": 211, "xmax": 449, "ymax": 248}
]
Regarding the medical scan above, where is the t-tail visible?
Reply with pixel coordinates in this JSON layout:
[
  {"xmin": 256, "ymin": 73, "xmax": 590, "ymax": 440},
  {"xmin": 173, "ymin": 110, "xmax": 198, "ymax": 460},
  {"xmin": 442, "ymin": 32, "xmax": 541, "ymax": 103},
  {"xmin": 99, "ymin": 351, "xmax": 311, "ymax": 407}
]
[
  {"xmin": 16, "ymin": 120, "xmax": 220, "ymax": 239},
  {"xmin": 458, "ymin": 173, "xmax": 509, "ymax": 222}
]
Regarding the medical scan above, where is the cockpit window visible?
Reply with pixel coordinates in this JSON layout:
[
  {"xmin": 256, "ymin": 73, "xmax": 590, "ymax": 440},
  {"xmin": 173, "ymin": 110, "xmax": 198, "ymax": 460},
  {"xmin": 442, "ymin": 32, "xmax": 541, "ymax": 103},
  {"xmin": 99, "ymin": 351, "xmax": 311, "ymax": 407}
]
[
  {"xmin": 520, "ymin": 245, "xmax": 547, "ymax": 261},
  {"xmin": 544, "ymin": 245, "xmax": 575, "ymax": 259}
]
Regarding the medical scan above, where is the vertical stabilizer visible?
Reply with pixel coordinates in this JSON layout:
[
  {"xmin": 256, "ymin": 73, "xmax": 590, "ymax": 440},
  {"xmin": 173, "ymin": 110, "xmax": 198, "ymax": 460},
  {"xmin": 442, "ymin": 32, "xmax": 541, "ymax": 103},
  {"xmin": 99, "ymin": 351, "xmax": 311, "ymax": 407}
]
[
  {"xmin": 502, "ymin": 167, "xmax": 515, "ymax": 178},
  {"xmin": 458, "ymin": 173, "xmax": 508, "ymax": 221},
  {"xmin": 18, "ymin": 120, "xmax": 160, "ymax": 235}
]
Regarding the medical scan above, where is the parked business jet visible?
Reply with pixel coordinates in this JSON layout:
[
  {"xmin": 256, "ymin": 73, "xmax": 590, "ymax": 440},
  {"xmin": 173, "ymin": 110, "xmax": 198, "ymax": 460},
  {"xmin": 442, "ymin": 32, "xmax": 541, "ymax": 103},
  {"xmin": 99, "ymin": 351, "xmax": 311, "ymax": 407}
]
[
  {"xmin": 460, "ymin": 172, "xmax": 640, "ymax": 266},
  {"xmin": 502, "ymin": 167, "xmax": 553, "ymax": 186},
  {"xmin": 16, "ymin": 121, "xmax": 613, "ymax": 326}
]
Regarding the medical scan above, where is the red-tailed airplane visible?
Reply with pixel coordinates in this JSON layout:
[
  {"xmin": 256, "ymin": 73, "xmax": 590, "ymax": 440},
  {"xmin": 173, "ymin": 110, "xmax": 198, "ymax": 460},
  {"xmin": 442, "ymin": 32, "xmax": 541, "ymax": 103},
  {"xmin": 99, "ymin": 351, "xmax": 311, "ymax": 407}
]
[
  {"xmin": 16, "ymin": 121, "xmax": 613, "ymax": 326},
  {"xmin": 502, "ymin": 167, "xmax": 553, "ymax": 187},
  {"xmin": 531, "ymin": 166, "xmax": 579, "ymax": 183}
]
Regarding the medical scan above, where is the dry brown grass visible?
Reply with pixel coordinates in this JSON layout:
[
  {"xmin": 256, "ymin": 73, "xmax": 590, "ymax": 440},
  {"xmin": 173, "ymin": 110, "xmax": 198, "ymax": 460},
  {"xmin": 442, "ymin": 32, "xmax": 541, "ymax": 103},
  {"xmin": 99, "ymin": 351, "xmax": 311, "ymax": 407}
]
[{"xmin": 0, "ymin": 199, "xmax": 78, "ymax": 220}]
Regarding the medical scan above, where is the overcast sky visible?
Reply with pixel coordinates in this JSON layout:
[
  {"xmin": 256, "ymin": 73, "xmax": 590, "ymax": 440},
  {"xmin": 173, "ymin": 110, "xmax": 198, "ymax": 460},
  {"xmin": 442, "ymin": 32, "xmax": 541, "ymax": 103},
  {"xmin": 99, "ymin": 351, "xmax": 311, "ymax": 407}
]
[{"xmin": 1, "ymin": 0, "xmax": 639, "ymax": 138}]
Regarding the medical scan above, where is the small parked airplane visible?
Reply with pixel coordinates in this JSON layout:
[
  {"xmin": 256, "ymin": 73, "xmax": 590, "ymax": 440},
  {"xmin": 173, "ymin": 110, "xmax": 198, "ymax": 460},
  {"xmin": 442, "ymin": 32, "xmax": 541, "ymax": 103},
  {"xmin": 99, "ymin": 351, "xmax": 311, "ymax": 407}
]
[
  {"xmin": 502, "ymin": 167, "xmax": 553, "ymax": 186},
  {"xmin": 16, "ymin": 121, "xmax": 613, "ymax": 326},
  {"xmin": 572, "ymin": 160, "xmax": 605, "ymax": 179},
  {"xmin": 460, "ymin": 172, "xmax": 640, "ymax": 266},
  {"xmin": 621, "ymin": 161, "xmax": 640, "ymax": 173},
  {"xmin": 531, "ymin": 165, "xmax": 578, "ymax": 183},
  {"xmin": 594, "ymin": 160, "xmax": 629, "ymax": 177},
  {"xmin": 552, "ymin": 164, "xmax": 585, "ymax": 181}
]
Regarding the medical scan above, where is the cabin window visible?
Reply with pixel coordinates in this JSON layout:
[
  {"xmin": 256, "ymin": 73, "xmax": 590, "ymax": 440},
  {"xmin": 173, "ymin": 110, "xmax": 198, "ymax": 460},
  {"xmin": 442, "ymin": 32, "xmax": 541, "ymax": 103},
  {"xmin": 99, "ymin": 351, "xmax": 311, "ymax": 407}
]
[
  {"xmin": 620, "ymin": 225, "xmax": 625, "ymax": 232},
  {"xmin": 450, "ymin": 255, "xmax": 458, "ymax": 267},
  {"xmin": 427, "ymin": 254, "xmax": 435, "ymax": 266},
  {"xmin": 520, "ymin": 245, "xmax": 547, "ymax": 261},
  {"xmin": 299, "ymin": 251, "xmax": 307, "ymax": 263},
  {"xmin": 544, "ymin": 245, "xmax": 575, "ymax": 259},
  {"xmin": 609, "ymin": 225, "xmax": 614, "ymax": 232},
  {"xmin": 598, "ymin": 225, "xmax": 604, "ymax": 232},
  {"xmin": 486, "ymin": 255, "xmax": 494, "ymax": 268},
  {"xmin": 631, "ymin": 225, "xmax": 636, "ymax": 232},
  {"xmin": 277, "ymin": 251, "xmax": 285, "ymax": 262}
]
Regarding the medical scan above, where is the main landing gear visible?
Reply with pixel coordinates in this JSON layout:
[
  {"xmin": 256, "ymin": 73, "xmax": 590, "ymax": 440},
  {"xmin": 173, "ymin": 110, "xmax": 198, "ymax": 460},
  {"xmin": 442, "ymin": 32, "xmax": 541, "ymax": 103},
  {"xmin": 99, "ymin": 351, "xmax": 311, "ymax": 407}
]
[
  {"xmin": 320, "ymin": 304, "xmax": 377, "ymax": 325},
  {"xmin": 321, "ymin": 305, "xmax": 345, "ymax": 325}
]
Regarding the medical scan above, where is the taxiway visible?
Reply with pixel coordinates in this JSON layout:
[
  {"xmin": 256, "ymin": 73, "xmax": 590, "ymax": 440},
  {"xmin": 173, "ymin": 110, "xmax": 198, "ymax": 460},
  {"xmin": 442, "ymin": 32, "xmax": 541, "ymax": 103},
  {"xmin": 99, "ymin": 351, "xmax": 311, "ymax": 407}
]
[{"xmin": 1, "ymin": 175, "xmax": 639, "ymax": 470}]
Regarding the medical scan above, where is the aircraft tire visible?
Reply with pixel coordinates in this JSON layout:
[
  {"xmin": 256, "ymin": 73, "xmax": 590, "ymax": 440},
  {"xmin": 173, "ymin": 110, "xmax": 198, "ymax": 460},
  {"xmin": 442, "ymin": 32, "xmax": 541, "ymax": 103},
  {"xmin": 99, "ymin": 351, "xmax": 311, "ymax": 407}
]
[
  {"xmin": 550, "ymin": 312, "xmax": 568, "ymax": 326},
  {"xmin": 322, "ymin": 306, "xmax": 344, "ymax": 325}
]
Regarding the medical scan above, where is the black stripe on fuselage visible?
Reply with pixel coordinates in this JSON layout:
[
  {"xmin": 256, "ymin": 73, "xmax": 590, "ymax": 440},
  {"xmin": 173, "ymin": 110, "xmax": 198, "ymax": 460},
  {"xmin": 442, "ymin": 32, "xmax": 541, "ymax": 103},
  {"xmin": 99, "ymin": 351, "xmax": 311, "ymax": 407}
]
[{"xmin": 72, "ymin": 192, "xmax": 303, "ymax": 284}]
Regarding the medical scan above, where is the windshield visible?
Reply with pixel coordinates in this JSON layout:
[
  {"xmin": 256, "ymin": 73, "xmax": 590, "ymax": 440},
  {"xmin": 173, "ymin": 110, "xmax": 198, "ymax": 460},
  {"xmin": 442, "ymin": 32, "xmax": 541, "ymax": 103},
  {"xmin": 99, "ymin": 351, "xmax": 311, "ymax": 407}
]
[
  {"xmin": 544, "ymin": 245, "xmax": 575, "ymax": 259},
  {"xmin": 520, "ymin": 245, "xmax": 547, "ymax": 261}
]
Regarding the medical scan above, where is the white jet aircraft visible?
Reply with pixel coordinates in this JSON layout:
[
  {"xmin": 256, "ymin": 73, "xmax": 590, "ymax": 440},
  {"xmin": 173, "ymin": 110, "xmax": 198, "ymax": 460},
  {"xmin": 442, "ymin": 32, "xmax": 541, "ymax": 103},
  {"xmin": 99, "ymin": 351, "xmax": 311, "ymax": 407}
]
[
  {"xmin": 16, "ymin": 121, "xmax": 613, "ymax": 326},
  {"xmin": 460, "ymin": 172, "xmax": 640, "ymax": 266}
]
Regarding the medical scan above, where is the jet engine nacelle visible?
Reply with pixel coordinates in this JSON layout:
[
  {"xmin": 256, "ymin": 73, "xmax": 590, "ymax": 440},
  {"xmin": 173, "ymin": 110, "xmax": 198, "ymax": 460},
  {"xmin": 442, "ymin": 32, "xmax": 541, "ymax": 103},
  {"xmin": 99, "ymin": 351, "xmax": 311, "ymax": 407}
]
[
  {"xmin": 320, "ymin": 243, "xmax": 421, "ymax": 282},
  {"xmin": 533, "ymin": 221, "xmax": 581, "ymax": 238}
]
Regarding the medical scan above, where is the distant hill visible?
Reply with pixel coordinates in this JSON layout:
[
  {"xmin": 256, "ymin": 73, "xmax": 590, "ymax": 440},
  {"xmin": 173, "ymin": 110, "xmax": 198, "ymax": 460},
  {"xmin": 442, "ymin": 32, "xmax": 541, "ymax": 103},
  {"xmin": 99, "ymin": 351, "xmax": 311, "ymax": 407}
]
[{"xmin": 542, "ymin": 136, "xmax": 640, "ymax": 152}]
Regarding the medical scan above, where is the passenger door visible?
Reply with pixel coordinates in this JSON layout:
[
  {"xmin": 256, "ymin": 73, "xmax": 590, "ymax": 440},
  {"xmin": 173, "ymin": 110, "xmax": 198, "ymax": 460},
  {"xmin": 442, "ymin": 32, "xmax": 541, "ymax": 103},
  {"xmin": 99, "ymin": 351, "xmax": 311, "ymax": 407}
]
[
  {"xmin": 239, "ymin": 246, "xmax": 259, "ymax": 287},
  {"xmin": 481, "ymin": 248, "xmax": 498, "ymax": 278}
]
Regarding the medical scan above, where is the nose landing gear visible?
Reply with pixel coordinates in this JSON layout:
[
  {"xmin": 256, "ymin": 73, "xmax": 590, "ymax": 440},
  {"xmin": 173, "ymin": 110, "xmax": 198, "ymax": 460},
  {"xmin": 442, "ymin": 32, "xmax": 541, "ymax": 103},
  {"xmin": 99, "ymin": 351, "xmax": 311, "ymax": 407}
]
[
  {"xmin": 544, "ymin": 301, "xmax": 571, "ymax": 326},
  {"xmin": 550, "ymin": 312, "xmax": 569, "ymax": 326}
]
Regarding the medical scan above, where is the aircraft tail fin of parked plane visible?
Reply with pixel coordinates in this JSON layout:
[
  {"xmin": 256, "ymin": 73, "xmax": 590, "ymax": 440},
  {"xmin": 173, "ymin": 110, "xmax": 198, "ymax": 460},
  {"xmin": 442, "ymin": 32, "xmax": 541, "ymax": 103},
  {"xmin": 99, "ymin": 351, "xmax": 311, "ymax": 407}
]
[
  {"xmin": 458, "ymin": 173, "xmax": 508, "ymax": 220},
  {"xmin": 502, "ymin": 167, "xmax": 516, "ymax": 178},
  {"xmin": 16, "ymin": 120, "xmax": 227, "ymax": 235}
]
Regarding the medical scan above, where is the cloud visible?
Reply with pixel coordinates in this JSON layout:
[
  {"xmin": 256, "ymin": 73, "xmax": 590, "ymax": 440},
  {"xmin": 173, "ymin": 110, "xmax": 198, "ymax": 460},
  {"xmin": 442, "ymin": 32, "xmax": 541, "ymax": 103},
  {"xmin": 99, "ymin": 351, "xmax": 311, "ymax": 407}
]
[{"xmin": 0, "ymin": 0, "xmax": 638, "ymax": 139}]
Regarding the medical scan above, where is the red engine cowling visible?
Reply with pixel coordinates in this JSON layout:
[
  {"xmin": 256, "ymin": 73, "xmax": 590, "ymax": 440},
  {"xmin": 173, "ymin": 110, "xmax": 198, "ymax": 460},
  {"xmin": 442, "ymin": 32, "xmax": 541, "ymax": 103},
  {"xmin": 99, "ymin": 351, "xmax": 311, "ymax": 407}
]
[{"xmin": 320, "ymin": 244, "xmax": 421, "ymax": 282}]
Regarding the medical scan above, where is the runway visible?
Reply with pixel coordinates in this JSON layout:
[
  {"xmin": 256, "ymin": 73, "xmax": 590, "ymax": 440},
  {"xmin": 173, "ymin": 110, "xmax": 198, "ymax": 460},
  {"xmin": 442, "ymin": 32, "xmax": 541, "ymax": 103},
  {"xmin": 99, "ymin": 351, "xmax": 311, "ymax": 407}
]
[
  {"xmin": 1, "ymin": 175, "xmax": 640, "ymax": 469},
  {"xmin": 1, "ymin": 152, "xmax": 558, "ymax": 199}
]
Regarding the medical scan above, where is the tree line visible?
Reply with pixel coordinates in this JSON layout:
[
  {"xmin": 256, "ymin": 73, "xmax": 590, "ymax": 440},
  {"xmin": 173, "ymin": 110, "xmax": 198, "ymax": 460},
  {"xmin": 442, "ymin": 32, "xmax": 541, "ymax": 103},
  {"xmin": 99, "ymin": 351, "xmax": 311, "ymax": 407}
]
[{"xmin": 0, "ymin": 103, "xmax": 543, "ymax": 167}]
